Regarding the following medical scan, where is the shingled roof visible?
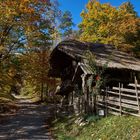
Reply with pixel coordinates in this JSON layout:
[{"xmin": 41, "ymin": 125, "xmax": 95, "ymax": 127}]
[{"xmin": 50, "ymin": 40, "xmax": 140, "ymax": 72}]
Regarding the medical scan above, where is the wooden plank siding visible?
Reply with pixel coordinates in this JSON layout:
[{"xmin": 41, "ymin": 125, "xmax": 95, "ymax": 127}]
[{"xmin": 97, "ymin": 83, "xmax": 140, "ymax": 117}]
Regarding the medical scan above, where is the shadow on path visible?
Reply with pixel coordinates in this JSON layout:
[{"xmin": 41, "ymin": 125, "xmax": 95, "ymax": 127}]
[{"xmin": 0, "ymin": 101, "xmax": 54, "ymax": 140}]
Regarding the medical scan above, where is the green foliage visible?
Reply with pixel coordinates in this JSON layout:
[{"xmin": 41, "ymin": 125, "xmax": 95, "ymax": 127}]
[
  {"xmin": 53, "ymin": 115, "xmax": 140, "ymax": 140},
  {"xmin": 0, "ymin": 55, "xmax": 22, "ymax": 99},
  {"xmin": 79, "ymin": 0, "xmax": 140, "ymax": 56},
  {"xmin": 59, "ymin": 11, "xmax": 75, "ymax": 38},
  {"xmin": 0, "ymin": 0, "xmax": 61, "ymax": 102},
  {"xmin": 84, "ymin": 114, "xmax": 100, "ymax": 123},
  {"xmin": 119, "ymin": 1, "xmax": 137, "ymax": 17},
  {"xmin": 21, "ymin": 50, "xmax": 59, "ymax": 101},
  {"xmin": 85, "ymin": 51, "xmax": 107, "ymax": 95},
  {"xmin": 20, "ymin": 81, "xmax": 37, "ymax": 96},
  {"xmin": 0, "ymin": 93, "xmax": 15, "ymax": 103}
]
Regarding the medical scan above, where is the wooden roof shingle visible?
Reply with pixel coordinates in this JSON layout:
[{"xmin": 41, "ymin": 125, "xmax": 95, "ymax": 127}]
[{"xmin": 50, "ymin": 40, "xmax": 140, "ymax": 72}]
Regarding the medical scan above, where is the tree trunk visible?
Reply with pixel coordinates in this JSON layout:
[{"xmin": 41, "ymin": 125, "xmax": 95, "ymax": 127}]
[{"xmin": 41, "ymin": 82, "xmax": 44, "ymax": 102}]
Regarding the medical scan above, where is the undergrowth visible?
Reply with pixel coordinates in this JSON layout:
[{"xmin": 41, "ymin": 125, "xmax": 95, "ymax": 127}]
[
  {"xmin": 0, "ymin": 93, "xmax": 15, "ymax": 103},
  {"xmin": 53, "ymin": 115, "xmax": 140, "ymax": 140}
]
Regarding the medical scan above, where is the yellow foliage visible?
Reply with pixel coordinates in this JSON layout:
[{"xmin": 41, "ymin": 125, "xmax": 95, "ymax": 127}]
[{"xmin": 79, "ymin": 0, "xmax": 140, "ymax": 54}]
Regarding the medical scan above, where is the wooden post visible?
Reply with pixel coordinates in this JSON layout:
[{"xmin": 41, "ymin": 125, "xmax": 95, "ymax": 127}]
[
  {"xmin": 135, "ymin": 76, "xmax": 140, "ymax": 114},
  {"xmin": 86, "ymin": 87, "xmax": 90, "ymax": 114},
  {"xmin": 71, "ymin": 91, "xmax": 74, "ymax": 105},
  {"xmin": 91, "ymin": 92, "xmax": 94, "ymax": 113},
  {"xmin": 96, "ymin": 93, "xmax": 98, "ymax": 115},
  {"xmin": 81, "ymin": 74, "xmax": 88, "ymax": 114},
  {"xmin": 81, "ymin": 95, "xmax": 84, "ymax": 113},
  {"xmin": 78, "ymin": 95, "xmax": 81, "ymax": 113},
  {"xmin": 119, "ymin": 82, "xmax": 122, "ymax": 115},
  {"xmin": 119, "ymin": 83, "xmax": 123, "ymax": 115},
  {"xmin": 73, "ymin": 93, "xmax": 79, "ymax": 115},
  {"xmin": 89, "ymin": 93, "xmax": 92, "ymax": 114},
  {"xmin": 105, "ymin": 87, "xmax": 108, "ymax": 117},
  {"xmin": 80, "ymin": 95, "xmax": 82, "ymax": 113}
]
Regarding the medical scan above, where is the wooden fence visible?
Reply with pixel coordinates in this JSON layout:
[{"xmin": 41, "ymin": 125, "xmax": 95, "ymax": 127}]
[
  {"xmin": 97, "ymin": 80, "xmax": 140, "ymax": 117},
  {"xmin": 67, "ymin": 77, "xmax": 140, "ymax": 117}
]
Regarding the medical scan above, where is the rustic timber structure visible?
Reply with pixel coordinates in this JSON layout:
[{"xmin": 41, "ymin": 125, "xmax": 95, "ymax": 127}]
[{"xmin": 49, "ymin": 40, "xmax": 140, "ymax": 116}]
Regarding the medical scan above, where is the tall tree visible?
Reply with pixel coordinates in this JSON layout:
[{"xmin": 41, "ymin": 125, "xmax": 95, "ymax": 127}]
[
  {"xmin": 59, "ymin": 11, "xmax": 75, "ymax": 39},
  {"xmin": 0, "ymin": 0, "xmax": 58, "ymax": 98},
  {"xmin": 0, "ymin": 0, "xmax": 52, "ymax": 60},
  {"xmin": 119, "ymin": 1, "xmax": 137, "ymax": 17},
  {"xmin": 79, "ymin": 0, "xmax": 140, "ymax": 56},
  {"xmin": 20, "ymin": 0, "xmax": 61, "ymax": 100},
  {"xmin": 49, "ymin": 0, "xmax": 62, "ymax": 47}
]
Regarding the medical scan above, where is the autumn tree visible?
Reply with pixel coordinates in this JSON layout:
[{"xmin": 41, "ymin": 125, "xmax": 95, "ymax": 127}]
[
  {"xmin": 79, "ymin": 0, "xmax": 140, "ymax": 56},
  {"xmin": 119, "ymin": 1, "xmax": 137, "ymax": 17},
  {"xmin": 0, "ymin": 0, "xmax": 51, "ymax": 58},
  {"xmin": 59, "ymin": 11, "xmax": 75, "ymax": 39},
  {"xmin": 69, "ymin": 30, "xmax": 81, "ymax": 40},
  {"xmin": 0, "ymin": 0, "xmax": 58, "ymax": 99},
  {"xmin": 0, "ymin": 53, "xmax": 24, "ymax": 100},
  {"xmin": 49, "ymin": 0, "xmax": 62, "ymax": 47},
  {"xmin": 119, "ymin": 1, "xmax": 140, "ymax": 57},
  {"xmin": 20, "ymin": 0, "xmax": 61, "ymax": 101}
]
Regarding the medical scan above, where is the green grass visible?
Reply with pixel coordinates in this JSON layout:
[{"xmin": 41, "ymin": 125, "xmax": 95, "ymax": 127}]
[
  {"xmin": 0, "ymin": 93, "xmax": 15, "ymax": 103},
  {"xmin": 53, "ymin": 115, "xmax": 140, "ymax": 140}
]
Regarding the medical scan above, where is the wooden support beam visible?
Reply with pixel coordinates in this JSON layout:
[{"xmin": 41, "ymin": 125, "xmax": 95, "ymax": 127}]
[
  {"xmin": 119, "ymin": 83, "xmax": 123, "ymax": 115},
  {"xmin": 71, "ymin": 91, "xmax": 74, "ymax": 105},
  {"xmin": 81, "ymin": 74, "xmax": 87, "ymax": 113},
  {"xmin": 135, "ymin": 76, "xmax": 140, "ymax": 114},
  {"xmin": 105, "ymin": 87, "xmax": 108, "ymax": 117}
]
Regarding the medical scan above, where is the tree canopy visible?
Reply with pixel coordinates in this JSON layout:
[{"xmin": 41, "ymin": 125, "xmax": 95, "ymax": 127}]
[
  {"xmin": 0, "ymin": 0, "xmax": 64, "ymax": 100},
  {"xmin": 79, "ymin": 0, "xmax": 140, "ymax": 57},
  {"xmin": 59, "ymin": 11, "xmax": 75, "ymax": 39}
]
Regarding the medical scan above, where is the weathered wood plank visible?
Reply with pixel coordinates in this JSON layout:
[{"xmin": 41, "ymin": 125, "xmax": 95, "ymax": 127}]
[
  {"xmin": 135, "ymin": 76, "xmax": 140, "ymax": 114},
  {"xmin": 97, "ymin": 102, "xmax": 120, "ymax": 112},
  {"xmin": 99, "ymin": 96, "xmax": 138, "ymax": 105},
  {"xmin": 122, "ymin": 110, "xmax": 140, "ymax": 117},
  {"xmin": 98, "ymin": 99, "xmax": 139, "ymax": 111},
  {"xmin": 129, "ymin": 83, "xmax": 140, "ymax": 88},
  {"xmin": 98, "ymin": 82, "xmax": 140, "ymax": 117},
  {"xmin": 105, "ymin": 87, "xmax": 108, "ymax": 116},
  {"xmin": 119, "ymin": 83, "xmax": 122, "ymax": 115},
  {"xmin": 101, "ymin": 90, "xmax": 140, "ymax": 99},
  {"xmin": 97, "ymin": 103, "xmax": 140, "ymax": 117},
  {"xmin": 108, "ymin": 110, "xmax": 120, "ymax": 116},
  {"xmin": 112, "ymin": 87, "xmax": 140, "ymax": 94}
]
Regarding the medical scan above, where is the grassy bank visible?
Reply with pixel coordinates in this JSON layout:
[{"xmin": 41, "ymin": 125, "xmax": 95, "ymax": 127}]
[
  {"xmin": 0, "ymin": 93, "xmax": 16, "ymax": 103},
  {"xmin": 53, "ymin": 115, "xmax": 140, "ymax": 140},
  {"xmin": 0, "ymin": 93, "xmax": 19, "ymax": 115}
]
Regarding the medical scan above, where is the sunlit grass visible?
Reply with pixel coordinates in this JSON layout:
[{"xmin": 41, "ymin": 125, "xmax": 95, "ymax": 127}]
[
  {"xmin": 53, "ymin": 115, "xmax": 140, "ymax": 140},
  {"xmin": 0, "ymin": 93, "xmax": 15, "ymax": 103}
]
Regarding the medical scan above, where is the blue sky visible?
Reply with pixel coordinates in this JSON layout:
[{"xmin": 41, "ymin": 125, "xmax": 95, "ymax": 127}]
[{"xmin": 58, "ymin": 0, "xmax": 140, "ymax": 30}]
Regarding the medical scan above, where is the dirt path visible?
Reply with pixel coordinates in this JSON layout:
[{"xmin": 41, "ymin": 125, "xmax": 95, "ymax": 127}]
[{"xmin": 0, "ymin": 101, "xmax": 55, "ymax": 140}]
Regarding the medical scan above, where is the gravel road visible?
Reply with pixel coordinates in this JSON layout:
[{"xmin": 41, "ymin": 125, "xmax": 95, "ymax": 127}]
[{"xmin": 0, "ymin": 101, "xmax": 54, "ymax": 140}]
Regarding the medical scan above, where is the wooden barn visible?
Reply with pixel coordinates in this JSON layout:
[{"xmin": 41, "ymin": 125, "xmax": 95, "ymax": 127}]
[{"xmin": 49, "ymin": 40, "xmax": 140, "ymax": 116}]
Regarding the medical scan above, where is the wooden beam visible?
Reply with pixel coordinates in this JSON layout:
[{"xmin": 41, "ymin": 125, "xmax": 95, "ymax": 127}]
[
  {"xmin": 98, "ymin": 99, "xmax": 139, "ymax": 110},
  {"xmin": 101, "ymin": 90, "xmax": 140, "ymax": 99},
  {"xmin": 98, "ymin": 96, "xmax": 138, "ymax": 106},
  {"xmin": 113, "ymin": 87, "xmax": 140, "ymax": 94},
  {"xmin": 119, "ymin": 83, "xmax": 122, "ymax": 115},
  {"xmin": 135, "ymin": 76, "xmax": 140, "ymax": 114}
]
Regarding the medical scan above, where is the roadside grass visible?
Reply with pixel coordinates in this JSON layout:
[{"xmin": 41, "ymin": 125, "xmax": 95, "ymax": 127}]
[
  {"xmin": 0, "ymin": 93, "xmax": 20, "ymax": 115},
  {"xmin": 53, "ymin": 115, "xmax": 140, "ymax": 140},
  {"xmin": 18, "ymin": 91, "xmax": 41, "ymax": 103},
  {"xmin": 0, "ymin": 93, "xmax": 16, "ymax": 103}
]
